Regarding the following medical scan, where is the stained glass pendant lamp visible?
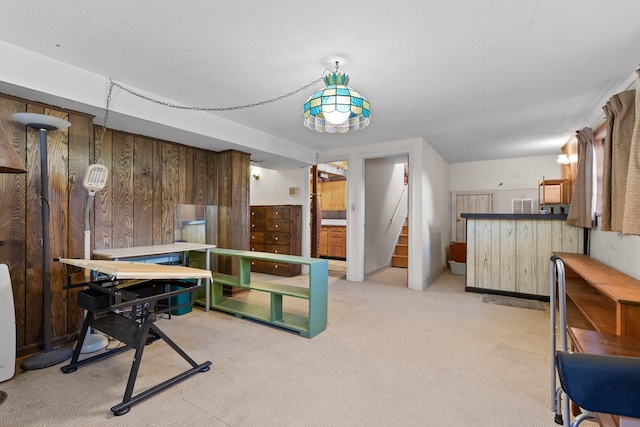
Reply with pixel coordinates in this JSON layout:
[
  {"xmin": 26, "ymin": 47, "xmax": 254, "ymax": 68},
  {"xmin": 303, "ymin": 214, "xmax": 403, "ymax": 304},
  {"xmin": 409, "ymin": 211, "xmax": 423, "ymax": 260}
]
[{"xmin": 303, "ymin": 62, "xmax": 371, "ymax": 133}]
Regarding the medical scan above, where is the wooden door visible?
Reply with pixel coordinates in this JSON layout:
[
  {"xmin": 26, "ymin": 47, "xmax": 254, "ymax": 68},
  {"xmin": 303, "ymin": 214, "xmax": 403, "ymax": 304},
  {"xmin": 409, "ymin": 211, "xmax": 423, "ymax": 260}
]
[{"xmin": 455, "ymin": 193, "xmax": 494, "ymax": 242}]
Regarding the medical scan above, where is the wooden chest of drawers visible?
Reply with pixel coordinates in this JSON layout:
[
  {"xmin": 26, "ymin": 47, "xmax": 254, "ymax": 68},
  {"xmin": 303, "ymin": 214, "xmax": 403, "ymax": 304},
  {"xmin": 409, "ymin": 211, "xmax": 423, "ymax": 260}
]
[{"xmin": 250, "ymin": 205, "xmax": 302, "ymax": 276}]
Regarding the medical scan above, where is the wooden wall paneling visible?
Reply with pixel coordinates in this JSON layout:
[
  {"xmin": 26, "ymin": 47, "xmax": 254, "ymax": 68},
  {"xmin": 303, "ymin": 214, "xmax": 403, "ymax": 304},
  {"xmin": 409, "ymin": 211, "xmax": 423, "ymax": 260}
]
[
  {"xmin": 489, "ymin": 219, "xmax": 500, "ymax": 291},
  {"xmin": 205, "ymin": 151, "xmax": 218, "ymax": 271},
  {"xmin": 498, "ymin": 219, "xmax": 515, "ymax": 292},
  {"xmin": 0, "ymin": 98, "xmax": 27, "ymax": 347},
  {"xmin": 161, "ymin": 143, "xmax": 180, "ymax": 244},
  {"xmin": 476, "ymin": 219, "xmax": 493, "ymax": 290},
  {"xmin": 133, "ymin": 136, "xmax": 154, "ymax": 246},
  {"xmin": 515, "ymin": 219, "xmax": 535, "ymax": 295},
  {"xmin": 94, "ymin": 128, "xmax": 113, "ymax": 250},
  {"xmin": 24, "ymin": 104, "xmax": 45, "ymax": 348},
  {"xmin": 193, "ymin": 149, "xmax": 208, "ymax": 205},
  {"xmin": 112, "ymin": 132, "xmax": 134, "ymax": 248},
  {"xmin": 535, "ymin": 220, "xmax": 553, "ymax": 296},
  {"xmin": 44, "ymin": 108, "xmax": 70, "ymax": 339},
  {"xmin": 216, "ymin": 150, "xmax": 250, "ymax": 276},
  {"xmin": 182, "ymin": 146, "xmax": 195, "ymax": 205},
  {"xmin": 152, "ymin": 140, "xmax": 163, "ymax": 245},
  {"xmin": 206, "ymin": 151, "xmax": 217, "ymax": 206},
  {"xmin": 216, "ymin": 151, "xmax": 233, "ymax": 273},
  {"xmin": 465, "ymin": 218, "xmax": 475, "ymax": 288},
  {"xmin": 66, "ymin": 112, "xmax": 92, "ymax": 332}
]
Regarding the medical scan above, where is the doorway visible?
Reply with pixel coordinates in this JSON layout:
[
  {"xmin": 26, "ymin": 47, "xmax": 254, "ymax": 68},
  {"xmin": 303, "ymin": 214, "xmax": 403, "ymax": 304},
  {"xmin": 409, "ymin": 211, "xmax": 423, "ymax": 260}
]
[
  {"xmin": 363, "ymin": 155, "xmax": 409, "ymax": 282},
  {"xmin": 312, "ymin": 161, "xmax": 348, "ymax": 277}
]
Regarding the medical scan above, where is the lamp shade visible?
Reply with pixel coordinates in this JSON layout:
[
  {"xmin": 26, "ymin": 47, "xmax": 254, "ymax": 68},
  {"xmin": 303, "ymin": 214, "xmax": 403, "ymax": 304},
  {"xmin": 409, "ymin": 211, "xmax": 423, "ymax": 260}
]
[
  {"xmin": 303, "ymin": 72, "xmax": 371, "ymax": 133},
  {"xmin": 12, "ymin": 113, "xmax": 71, "ymax": 131}
]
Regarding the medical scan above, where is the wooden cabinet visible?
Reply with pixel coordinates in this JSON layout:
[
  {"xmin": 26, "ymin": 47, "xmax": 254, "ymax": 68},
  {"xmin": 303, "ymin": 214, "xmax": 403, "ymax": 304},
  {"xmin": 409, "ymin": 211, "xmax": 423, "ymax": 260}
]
[
  {"xmin": 250, "ymin": 205, "xmax": 302, "ymax": 276},
  {"xmin": 319, "ymin": 225, "xmax": 346, "ymax": 259},
  {"xmin": 319, "ymin": 180, "xmax": 346, "ymax": 210}
]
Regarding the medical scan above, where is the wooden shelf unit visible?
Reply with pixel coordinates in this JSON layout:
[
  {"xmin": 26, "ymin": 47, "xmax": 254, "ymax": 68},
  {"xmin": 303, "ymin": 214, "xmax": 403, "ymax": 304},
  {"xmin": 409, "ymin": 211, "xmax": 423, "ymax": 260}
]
[
  {"xmin": 198, "ymin": 248, "xmax": 329, "ymax": 338},
  {"xmin": 556, "ymin": 252, "xmax": 640, "ymax": 337},
  {"xmin": 538, "ymin": 177, "xmax": 569, "ymax": 212}
]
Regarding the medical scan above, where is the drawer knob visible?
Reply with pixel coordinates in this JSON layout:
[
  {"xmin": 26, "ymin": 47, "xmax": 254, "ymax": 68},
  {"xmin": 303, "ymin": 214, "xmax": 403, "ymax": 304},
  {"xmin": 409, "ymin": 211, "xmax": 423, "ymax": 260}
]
[
  {"xmin": 275, "ymin": 250, "xmax": 278, "ymax": 253},
  {"xmin": 275, "ymin": 224, "xmax": 279, "ymax": 228},
  {"xmin": 275, "ymin": 237, "xmax": 278, "ymax": 241},
  {"xmin": 274, "ymin": 265, "xmax": 278, "ymax": 268}
]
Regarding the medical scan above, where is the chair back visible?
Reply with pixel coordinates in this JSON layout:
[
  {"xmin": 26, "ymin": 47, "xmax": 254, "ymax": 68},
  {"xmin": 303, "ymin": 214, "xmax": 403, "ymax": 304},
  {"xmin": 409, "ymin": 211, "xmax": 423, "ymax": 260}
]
[{"xmin": 556, "ymin": 351, "xmax": 640, "ymax": 419}]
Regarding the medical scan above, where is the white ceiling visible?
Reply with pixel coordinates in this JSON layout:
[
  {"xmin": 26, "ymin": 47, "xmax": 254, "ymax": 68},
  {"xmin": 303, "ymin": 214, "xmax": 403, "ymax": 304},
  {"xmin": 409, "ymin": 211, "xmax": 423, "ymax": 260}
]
[{"xmin": 1, "ymin": 1, "xmax": 639, "ymax": 169}]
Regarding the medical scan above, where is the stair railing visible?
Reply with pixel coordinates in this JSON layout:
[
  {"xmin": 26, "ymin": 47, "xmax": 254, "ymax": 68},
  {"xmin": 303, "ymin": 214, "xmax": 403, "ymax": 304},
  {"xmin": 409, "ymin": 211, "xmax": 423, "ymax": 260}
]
[{"xmin": 388, "ymin": 184, "xmax": 408, "ymax": 229}]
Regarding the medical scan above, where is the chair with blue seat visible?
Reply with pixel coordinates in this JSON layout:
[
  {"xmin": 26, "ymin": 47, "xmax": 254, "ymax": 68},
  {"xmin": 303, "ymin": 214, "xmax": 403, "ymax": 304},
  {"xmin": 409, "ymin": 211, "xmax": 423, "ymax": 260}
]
[{"xmin": 556, "ymin": 351, "xmax": 640, "ymax": 426}]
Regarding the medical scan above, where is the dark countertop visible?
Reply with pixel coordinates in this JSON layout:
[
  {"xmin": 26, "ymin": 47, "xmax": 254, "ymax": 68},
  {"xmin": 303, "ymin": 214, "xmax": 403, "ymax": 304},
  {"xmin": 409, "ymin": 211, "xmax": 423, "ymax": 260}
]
[{"xmin": 461, "ymin": 213, "xmax": 567, "ymax": 220}]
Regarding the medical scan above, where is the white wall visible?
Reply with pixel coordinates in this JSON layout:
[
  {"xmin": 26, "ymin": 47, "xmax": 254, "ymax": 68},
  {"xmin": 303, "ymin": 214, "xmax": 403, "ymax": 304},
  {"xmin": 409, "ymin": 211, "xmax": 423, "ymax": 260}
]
[
  {"xmin": 590, "ymin": 223, "xmax": 640, "ymax": 279},
  {"xmin": 364, "ymin": 158, "xmax": 408, "ymax": 276},
  {"xmin": 449, "ymin": 155, "xmax": 563, "ymax": 212},
  {"xmin": 421, "ymin": 143, "xmax": 450, "ymax": 287},
  {"xmin": 249, "ymin": 166, "xmax": 311, "ymax": 260}
]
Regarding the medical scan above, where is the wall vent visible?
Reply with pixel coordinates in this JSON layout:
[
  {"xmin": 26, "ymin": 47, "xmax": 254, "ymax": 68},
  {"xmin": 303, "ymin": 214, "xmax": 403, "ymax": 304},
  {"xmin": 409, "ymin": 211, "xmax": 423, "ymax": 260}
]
[{"xmin": 511, "ymin": 199, "xmax": 533, "ymax": 214}]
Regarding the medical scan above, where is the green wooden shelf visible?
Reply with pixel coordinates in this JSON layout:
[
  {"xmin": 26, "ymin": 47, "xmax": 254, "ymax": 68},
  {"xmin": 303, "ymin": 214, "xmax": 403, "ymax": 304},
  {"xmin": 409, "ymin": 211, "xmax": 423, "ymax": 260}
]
[{"xmin": 207, "ymin": 248, "xmax": 328, "ymax": 338}]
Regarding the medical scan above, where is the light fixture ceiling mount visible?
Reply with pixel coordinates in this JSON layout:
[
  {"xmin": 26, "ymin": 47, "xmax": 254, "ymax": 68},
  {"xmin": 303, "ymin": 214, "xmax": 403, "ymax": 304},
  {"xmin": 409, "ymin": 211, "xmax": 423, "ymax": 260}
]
[{"xmin": 303, "ymin": 61, "xmax": 371, "ymax": 133}]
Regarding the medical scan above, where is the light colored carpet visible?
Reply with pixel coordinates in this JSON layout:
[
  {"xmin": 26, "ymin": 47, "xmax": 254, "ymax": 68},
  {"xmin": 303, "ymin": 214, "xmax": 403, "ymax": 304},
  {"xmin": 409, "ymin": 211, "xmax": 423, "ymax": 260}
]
[{"xmin": 0, "ymin": 270, "xmax": 590, "ymax": 426}]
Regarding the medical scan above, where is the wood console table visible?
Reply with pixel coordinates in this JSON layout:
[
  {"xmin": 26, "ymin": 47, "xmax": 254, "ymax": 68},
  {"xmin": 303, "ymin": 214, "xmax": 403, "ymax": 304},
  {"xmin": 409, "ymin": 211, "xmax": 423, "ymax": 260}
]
[
  {"xmin": 203, "ymin": 248, "xmax": 328, "ymax": 338},
  {"xmin": 93, "ymin": 243, "xmax": 216, "ymax": 312}
]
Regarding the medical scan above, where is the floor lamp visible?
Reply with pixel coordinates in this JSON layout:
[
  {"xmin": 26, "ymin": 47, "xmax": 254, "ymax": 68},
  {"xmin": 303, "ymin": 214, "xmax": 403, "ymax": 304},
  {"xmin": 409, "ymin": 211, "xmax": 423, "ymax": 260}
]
[
  {"xmin": 79, "ymin": 164, "xmax": 109, "ymax": 353},
  {"xmin": 12, "ymin": 113, "xmax": 74, "ymax": 369}
]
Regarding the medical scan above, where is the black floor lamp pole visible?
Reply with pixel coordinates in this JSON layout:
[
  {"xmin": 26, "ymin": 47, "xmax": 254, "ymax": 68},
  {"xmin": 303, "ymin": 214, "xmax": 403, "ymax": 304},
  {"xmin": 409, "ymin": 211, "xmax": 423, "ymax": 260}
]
[
  {"xmin": 12, "ymin": 113, "xmax": 73, "ymax": 370},
  {"xmin": 38, "ymin": 128, "xmax": 53, "ymax": 354}
]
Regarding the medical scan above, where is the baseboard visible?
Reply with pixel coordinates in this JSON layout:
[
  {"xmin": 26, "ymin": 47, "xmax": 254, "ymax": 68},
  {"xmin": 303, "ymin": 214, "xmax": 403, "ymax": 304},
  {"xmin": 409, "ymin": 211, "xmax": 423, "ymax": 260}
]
[
  {"xmin": 422, "ymin": 265, "xmax": 448, "ymax": 290},
  {"xmin": 464, "ymin": 286, "xmax": 550, "ymax": 302}
]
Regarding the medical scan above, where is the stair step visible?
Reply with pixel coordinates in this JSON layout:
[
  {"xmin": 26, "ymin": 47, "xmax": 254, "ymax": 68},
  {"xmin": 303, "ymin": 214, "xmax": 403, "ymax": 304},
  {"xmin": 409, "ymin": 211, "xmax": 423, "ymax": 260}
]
[
  {"xmin": 394, "ymin": 244, "xmax": 408, "ymax": 256},
  {"xmin": 402, "ymin": 225, "xmax": 408, "ymax": 234},
  {"xmin": 391, "ymin": 255, "xmax": 408, "ymax": 268},
  {"xmin": 398, "ymin": 235, "xmax": 408, "ymax": 245}
]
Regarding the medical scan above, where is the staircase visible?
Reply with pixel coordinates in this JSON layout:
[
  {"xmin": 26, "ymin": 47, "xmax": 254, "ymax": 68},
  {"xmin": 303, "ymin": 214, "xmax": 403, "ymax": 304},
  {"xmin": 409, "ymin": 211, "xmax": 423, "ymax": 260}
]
[{"xmin": 391, "ymin": 218, "xmax": 408, "ymax": 268}]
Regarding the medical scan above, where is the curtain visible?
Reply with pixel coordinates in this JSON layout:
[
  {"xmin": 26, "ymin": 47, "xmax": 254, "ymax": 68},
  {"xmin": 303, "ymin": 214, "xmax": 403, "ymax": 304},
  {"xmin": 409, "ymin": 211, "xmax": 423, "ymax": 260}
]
[
  {"xmin": 600, "ymin": 90, "xmax": 635, "ymax": 232},
  {"xmin": 621, "ymin": 69, "xmax": 640, "ymax": 235},
  {"xmin": 567, "ymin": 127, "xmax": 594, "ymax": 228}
]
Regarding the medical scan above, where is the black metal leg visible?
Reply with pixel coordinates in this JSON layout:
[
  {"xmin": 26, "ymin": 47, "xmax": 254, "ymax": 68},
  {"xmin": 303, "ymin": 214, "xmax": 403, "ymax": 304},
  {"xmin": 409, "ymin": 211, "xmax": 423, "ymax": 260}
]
[
  {"xmin": 109, "ymin": 316, "xmax": 211, "ymax": 416},
  {"xmin": 61, "ymin": 314, "xmax": 91, "ymax": 373}
]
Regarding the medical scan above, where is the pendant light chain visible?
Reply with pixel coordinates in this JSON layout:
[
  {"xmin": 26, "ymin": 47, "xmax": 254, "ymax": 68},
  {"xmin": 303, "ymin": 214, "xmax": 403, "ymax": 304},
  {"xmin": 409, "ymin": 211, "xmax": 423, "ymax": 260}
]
[{"xmin": 98, "ymin": 64, "xmax": 343, "ymax": 143}]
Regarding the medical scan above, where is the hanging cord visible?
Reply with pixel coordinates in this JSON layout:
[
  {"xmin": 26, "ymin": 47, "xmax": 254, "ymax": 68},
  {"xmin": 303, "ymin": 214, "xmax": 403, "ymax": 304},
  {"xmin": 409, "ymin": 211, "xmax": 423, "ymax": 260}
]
[{"xmin": 97, "ymin": 65, "xmax": 336, "ymax": 144}]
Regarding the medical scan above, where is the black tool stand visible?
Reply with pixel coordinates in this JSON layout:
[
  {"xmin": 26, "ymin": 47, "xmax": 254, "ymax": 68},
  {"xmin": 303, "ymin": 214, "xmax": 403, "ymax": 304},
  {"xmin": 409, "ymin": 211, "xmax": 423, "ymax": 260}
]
[{"xmin": 61, "ymin": 279, "xmax": 211, "ymax": 416}]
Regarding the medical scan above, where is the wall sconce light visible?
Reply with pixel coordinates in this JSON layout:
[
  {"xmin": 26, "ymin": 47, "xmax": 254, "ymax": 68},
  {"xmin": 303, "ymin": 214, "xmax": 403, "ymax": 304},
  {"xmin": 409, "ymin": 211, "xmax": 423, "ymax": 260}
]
[
  {"xmin": 251, "ymin": 167, "xmax": 261, "ymax": 180},
  {"xmin": 253, "ymin": 172, "xmax": 260, "ymax": 180},
  {"xmin": 557, "ymin": 154, "xmax": 570, "ymax": 165}
]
